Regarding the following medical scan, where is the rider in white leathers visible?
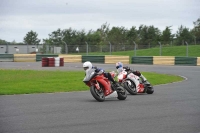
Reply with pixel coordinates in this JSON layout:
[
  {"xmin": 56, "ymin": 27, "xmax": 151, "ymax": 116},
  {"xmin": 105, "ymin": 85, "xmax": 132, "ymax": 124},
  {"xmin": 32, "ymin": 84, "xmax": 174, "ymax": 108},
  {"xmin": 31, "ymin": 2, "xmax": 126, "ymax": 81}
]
[{"xmin": 115, "ymin": 62, "xmax": 149, "ymax": 84}]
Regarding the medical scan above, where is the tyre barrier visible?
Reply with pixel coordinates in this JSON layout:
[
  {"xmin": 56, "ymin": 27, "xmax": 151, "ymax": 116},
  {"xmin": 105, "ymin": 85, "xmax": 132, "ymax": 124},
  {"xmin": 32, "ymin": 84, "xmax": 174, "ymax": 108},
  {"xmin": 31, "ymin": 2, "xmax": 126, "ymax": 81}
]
[
  {"xmin": 42, "ymin": 57, "xmax": 48, "ymax": 67},
  {"xmin": 36, "ymin": 54, "xmax": 58, "ymax": 62},
  {"xmin": 48, "ymin": 57, "xmax": 55, "ymax": 67},
  {"xmin": 197, "ymin": 57, "xmax": 200, "ymax": 66},
  {"xmin": 59, "ymin": 54, "xmax": 81, "ymax": 62},
  {"xmin": 105, "ymin": 55, "xmax": 129, "ymax": 64},
  {"xmin": 131, "ymin": 56, "xmax": 153, "ymax": 65},
  {"xmin": 175, "ymin": 57, "xmax": 197, "ymax": 66},
  {"xmin": 41, "ymin": 57, "xmax": 64, "ymax": 67},
  {"xmin": 0, "ymin": 54, "xmax": 14, "ymax": 62},
  {"xmin": 1, "ymin": 54, "xmax": 200, "ymax": 66},
  {"xmin": 153, "ymin": 56, "xmax": 175, "ymax": 65},
  {"xmin": 82, "ymin": 55, "xmax": 105, "ymax": 63},
  {"xmin": 60, "ymin": 57, "xmax": 64, "ymax": 66}
]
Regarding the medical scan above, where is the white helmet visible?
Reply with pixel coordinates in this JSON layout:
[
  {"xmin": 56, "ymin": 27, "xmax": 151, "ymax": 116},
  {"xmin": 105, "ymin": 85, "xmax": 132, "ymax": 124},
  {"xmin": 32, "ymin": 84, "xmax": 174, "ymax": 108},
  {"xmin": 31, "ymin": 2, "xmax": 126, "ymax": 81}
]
[{"xmin": 83, "ymin": 61, "xmax": 92, "ymax": 71}]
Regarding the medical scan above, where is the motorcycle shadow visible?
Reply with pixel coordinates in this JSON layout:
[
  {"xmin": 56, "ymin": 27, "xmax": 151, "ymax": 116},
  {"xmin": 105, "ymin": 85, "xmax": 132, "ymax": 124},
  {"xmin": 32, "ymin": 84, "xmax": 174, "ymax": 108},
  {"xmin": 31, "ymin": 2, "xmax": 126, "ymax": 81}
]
[
  {"xmin": 83, "ymin": 91, "xmax": 127, "ymax": 102},
  {"xmin": 127, "ymin": 93, "xmax": 154, "ymax": 96},
  {"xmin": 83, "ymin": 98, "xmax": 126, "ymax": 102}
]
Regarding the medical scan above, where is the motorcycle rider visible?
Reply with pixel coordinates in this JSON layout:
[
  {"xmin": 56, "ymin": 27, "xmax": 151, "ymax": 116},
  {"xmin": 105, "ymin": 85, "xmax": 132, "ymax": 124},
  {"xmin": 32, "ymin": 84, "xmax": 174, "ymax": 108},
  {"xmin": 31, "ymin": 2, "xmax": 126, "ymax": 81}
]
[
  {"xmin": 83, "ymin": 61, "xmax": 119, "ymax": 88},
  {"xmin": 115, "ymin": 62, "xmax": 149, "ymax": 84}
]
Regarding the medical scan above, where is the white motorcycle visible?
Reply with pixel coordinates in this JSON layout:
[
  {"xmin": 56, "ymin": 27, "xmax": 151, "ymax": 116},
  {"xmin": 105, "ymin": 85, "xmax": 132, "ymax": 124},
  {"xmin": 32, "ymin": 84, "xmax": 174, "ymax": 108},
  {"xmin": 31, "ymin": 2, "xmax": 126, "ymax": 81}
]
[{"xmin": 116, "ymin": 69, "xmax": 154, "ymax": 95}]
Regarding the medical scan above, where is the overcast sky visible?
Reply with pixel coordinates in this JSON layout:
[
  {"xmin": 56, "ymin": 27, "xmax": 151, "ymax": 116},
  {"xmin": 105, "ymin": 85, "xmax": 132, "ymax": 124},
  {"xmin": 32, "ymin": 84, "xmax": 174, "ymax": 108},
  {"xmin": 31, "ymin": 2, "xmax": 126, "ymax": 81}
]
[{"xmin": 0, "ymin": 0, "xmax": 199, "ymax": 43}]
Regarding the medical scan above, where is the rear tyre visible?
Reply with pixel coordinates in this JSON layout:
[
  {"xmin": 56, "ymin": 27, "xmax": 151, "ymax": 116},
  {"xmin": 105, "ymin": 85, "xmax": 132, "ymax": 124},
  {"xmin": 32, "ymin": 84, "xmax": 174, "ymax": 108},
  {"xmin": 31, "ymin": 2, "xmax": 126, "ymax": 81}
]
[
  {"xmin": 124, "ymin": 80, "xmax": 137, "ymax": 95},
  {"xmin": 117, "ymin": 86, "xmax": 127, "ymax": 100},
  {"xmin": 146, "ymin": 86, "xmax": 154, "ymax": 94},
  {"xmin": 90, "ymin": 86, "xmax": 105, "ymax": 102}
]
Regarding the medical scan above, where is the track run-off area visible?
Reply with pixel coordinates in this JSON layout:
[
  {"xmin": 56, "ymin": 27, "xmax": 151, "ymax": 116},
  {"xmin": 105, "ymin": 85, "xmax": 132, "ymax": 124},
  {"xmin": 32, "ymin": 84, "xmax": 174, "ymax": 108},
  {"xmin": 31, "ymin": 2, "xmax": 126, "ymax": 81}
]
[{"xmin": 0, "ymin": 62, "xmax": 200, "ymax": 133}]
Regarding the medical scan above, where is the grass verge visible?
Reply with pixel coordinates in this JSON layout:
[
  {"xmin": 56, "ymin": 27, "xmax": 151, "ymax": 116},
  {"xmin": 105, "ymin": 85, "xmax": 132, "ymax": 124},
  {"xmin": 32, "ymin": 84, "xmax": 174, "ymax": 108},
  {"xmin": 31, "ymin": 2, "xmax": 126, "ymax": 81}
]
[{"xmin": 0, "ymin": 69, "xmax": 184, "ymax": 95}]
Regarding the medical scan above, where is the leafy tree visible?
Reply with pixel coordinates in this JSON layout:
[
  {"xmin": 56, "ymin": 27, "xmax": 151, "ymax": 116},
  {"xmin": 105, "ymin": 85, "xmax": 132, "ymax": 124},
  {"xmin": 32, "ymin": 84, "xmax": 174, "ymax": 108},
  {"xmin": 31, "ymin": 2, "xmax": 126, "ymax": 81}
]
[
  {"xmin": 175, "ymin": 25, "xmax": 193, "ymax": 45},
  {"xmin": 48, "ymin": 28, "xmax": 63, "ymax": 46},
  {"xmin": 126, "ymin": 26, "xmax": 138, "ymax": 43},
  {"xmin": 138, "ymin": 25, "xmax": 161, "ymax": 46},
  {"xmin": 42, "ymin": 38, "xmax": 53, "ymax": 53},
  {"xmin": 147, "ymin": 25, "xmax": 161, "ymax": 45},
  {"xmin": 161, "ymin": 26, "xmax": 174, "ymax": 45},
  {"xmin": 97, "ymin": 22, "xmax": 110, "ymax": 45},
  {"xmin": 48, "ymin": 28, "xmax": 69, "ymax": 53},
  {"xmin": 86, "ymin": 30, "xmax": 101, "ymax": 44},
  {"xmin": 23, "ymin": 30, "xmax": 40, "ymax": 45},
  {"xmin": 107, "ymin": 26, "xmax": 127, "ymax": 44},
  {"xmin": 76, "ymin": 29, "xmax": 86, "ymax": 43},
  {"xmin": 191, "ymin": 17, "xmax": 200, "ymax": 44},
  {"xmin": 0, "ymin": 39, "xmax": 8, "ymax": 45},
  {"xmin": 62, "ymin": 28, "xmax": 77, "ymax": 44}
]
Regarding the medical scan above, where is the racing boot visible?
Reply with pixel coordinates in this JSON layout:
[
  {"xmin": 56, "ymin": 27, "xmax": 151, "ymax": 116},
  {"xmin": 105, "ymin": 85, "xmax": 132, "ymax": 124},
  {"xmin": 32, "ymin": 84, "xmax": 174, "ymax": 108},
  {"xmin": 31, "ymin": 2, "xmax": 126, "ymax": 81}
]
[
  {"xmin": 111, "ymin": 81, "xmax": 121, "ymax": 91},
  {"xmin": 140, "ymin": 74, "xmax": 149, "ymax": 85}
]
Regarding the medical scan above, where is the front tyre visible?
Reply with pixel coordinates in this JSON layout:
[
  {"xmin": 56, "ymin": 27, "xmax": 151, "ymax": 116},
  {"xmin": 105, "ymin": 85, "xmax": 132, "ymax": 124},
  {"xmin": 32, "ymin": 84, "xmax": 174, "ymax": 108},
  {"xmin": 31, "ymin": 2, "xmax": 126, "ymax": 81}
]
[
  {"xmin": 90, "ymin": 86, "xmax": 105, "ymax": 102},
  {"xmin": 117, "ymin": 86, "xmax": 127, "ymax": 100}
]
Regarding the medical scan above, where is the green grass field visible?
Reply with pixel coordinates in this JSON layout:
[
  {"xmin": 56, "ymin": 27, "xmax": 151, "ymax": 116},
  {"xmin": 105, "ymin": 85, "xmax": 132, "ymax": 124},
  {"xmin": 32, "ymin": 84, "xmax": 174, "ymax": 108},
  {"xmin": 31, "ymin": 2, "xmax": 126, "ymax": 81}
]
[
  {"xmin": 0, "ymin": 69, "xmax": 184, "ymax": 95},
  {"xmin": 2, "ymin": 45, "xmax": 196, "ymax": 95}
]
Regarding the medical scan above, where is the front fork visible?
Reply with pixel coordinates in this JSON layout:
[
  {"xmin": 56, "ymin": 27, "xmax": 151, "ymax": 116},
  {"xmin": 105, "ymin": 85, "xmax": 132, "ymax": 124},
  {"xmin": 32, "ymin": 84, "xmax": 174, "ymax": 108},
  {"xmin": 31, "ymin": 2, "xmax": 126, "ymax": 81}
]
[
  {"xmin": 94, "ymin": 81, "xmax": 100, "ymax": 90},
  {"xmin": 93, "ymin": 80, "xmax": 113, "ymax": 96}
]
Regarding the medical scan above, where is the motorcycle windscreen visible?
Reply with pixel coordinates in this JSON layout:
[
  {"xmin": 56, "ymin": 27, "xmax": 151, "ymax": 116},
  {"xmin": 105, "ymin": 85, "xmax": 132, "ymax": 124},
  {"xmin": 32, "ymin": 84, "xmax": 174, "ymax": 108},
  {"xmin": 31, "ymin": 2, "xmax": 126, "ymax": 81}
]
[{"xmin": 83, "ymin": 69, "xmax": 96, "ymax": 82}]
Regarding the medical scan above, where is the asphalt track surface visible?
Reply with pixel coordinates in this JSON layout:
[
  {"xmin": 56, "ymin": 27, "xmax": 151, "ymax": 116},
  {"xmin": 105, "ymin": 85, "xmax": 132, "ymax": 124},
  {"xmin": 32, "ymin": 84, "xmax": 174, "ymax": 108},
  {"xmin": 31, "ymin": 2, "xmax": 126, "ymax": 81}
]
[{"xmin": 0, "ymin": 62, "xmax": 200, "ymax": 133}]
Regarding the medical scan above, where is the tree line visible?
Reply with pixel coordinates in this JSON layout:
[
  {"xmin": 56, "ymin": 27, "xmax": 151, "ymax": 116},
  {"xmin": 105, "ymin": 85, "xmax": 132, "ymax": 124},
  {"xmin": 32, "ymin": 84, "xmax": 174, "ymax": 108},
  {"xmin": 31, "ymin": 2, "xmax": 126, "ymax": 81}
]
[{"xmin": 0, "ymin": 17, "xmax": 199, "ymax": 48}]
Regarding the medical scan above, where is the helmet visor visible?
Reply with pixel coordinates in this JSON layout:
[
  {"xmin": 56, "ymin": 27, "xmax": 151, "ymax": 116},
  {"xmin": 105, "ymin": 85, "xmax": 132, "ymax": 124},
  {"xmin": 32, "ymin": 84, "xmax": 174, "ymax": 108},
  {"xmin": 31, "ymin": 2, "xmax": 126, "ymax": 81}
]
[{"xmin": 83, "ymin": 67, "xmax": 89, "ymax": 70}]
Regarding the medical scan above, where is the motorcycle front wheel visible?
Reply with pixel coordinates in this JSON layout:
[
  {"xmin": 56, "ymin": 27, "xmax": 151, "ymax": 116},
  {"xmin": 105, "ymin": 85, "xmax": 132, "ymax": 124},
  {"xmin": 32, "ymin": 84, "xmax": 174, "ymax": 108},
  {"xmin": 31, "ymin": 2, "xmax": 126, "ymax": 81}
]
[
  {"xmin": 90, "ymin": 85, "xmax": 105, "ymax": 102},
  {"xmin": 124, "ymin": 80, "xmax": 137, "ymax": 95}
]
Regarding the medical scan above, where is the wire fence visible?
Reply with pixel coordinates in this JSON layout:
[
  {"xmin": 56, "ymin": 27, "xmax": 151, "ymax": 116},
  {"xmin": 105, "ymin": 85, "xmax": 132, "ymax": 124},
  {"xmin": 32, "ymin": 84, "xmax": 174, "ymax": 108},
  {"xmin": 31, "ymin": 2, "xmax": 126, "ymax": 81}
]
[
  {"xmin": 48, "ymin": 42, "xmax": 199, "ymax": 57},
  {"xmin": 0, "ymin": 42, "xmax": 199, "ymax": 57}
]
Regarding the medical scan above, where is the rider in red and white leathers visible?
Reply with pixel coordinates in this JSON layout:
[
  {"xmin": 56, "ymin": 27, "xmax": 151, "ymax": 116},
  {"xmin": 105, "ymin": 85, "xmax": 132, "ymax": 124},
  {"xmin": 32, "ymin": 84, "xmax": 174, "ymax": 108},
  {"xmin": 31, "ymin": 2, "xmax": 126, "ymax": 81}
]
[{"xmin": 115, "ymin": 62, "xmax": 149, "ymax": 84}]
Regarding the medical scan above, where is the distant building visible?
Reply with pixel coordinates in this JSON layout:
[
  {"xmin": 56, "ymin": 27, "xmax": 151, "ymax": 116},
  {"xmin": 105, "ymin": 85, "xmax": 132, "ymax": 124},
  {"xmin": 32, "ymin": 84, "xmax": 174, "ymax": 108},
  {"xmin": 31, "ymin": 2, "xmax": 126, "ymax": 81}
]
[{"xmin": 0, "ymin": 44, "xmax": 61, "ymax": 54}]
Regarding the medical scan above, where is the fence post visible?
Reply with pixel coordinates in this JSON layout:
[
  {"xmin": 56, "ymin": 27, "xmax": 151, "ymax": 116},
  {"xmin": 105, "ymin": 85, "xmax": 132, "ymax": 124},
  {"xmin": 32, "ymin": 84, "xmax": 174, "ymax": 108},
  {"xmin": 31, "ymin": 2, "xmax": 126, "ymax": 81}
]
[
  {"xmin": 85, "ymin": 42, "xmax": 89, "ymax": 55},
  {"xmin": 194, "ymin": 36, "xmax": 196, "ymax": 45},
  {"xmin": 66, "ymin": 43, "xmax": 68, "ymax": 54},
  {"xmin": 158, "ymin": 42, "xmax": 162, "ymax": 56},
  {"xmin": 133, "ymin": 41, "xmax": 137, "ymax": 56},
  {"xmin": 62, "ymin": 41, "xmax": 68, "ymax": 54},
  {"xmin": 185, "ymin": 41, "xmax": 188, "ymax": 57},
  {"xmin": 109, "ymin": 41, "xmax": 112, "ymax": 55},
  {"xmin": 5, "ymin": 43, "xmax": 8, "ymax": 53},
  {"xmin": 27, "ymin": 43, "xmax": 29, "ymax": 54}
]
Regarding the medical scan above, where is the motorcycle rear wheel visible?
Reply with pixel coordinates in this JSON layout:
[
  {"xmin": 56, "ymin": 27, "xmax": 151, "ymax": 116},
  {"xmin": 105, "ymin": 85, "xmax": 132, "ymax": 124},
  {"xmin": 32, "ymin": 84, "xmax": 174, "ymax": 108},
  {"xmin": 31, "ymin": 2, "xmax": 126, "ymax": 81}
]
[
  {"xmin": 90, "ymin": 86, "xmax": 105, "ymax": 102},
  {"xmin": 146, "ymin": 86, "xmax": 154, "ymax": 94},
  {"xmin": 117, "ymin": 86, "xmax": 127, "ymax": 100}
]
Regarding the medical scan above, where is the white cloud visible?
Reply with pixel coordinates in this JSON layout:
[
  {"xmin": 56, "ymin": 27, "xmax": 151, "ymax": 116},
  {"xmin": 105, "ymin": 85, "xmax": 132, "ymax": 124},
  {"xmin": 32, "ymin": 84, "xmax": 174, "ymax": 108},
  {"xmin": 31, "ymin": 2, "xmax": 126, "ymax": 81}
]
[{"xmin": 0, "ymin": 0, "xmax": 199, "ymax": 42}]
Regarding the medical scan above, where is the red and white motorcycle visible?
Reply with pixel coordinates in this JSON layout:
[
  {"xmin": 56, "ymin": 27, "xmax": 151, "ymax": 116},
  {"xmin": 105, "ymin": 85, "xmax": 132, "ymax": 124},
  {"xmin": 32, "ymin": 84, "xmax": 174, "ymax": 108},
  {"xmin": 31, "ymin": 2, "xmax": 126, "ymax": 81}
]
[{"xmin": 116, "ymin": 69, "xmax": 154, "ymax": 95}]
